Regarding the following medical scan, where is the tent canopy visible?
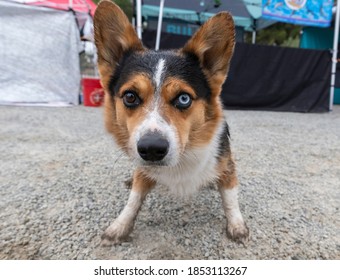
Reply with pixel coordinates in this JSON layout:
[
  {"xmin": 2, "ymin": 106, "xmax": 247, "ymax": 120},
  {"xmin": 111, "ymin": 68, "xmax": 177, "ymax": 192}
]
[
  {"xmin": 8, "ymin": 0, "xmax": 97, "ymax": 16},
  {"xmin": 142, "ymin": 0, "xmax": 274, "ymax": 31}
]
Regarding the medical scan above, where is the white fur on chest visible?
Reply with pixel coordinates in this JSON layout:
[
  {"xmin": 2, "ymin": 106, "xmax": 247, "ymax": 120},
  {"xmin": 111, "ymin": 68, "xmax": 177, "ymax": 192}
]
[
  {"xmin": 144, "ymin": 121, "xmax": 225, "ymax": 196},
  {"xmin": 150, "ymin": 148, "xmax": 218, "ymax": 196}
]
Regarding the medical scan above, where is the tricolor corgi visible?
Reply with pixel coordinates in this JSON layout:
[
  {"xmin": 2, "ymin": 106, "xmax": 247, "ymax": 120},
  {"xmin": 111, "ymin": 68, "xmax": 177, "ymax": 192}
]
[{"xmin": 94, "ymin": 0, "xmax": 249, "ymax": 246}]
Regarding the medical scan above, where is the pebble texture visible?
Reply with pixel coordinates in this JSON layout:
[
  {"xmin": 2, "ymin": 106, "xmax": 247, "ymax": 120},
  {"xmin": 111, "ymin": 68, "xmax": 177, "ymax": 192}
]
[{"xmin": 0, "ymin": 105, "xmax": 339, "ymax": 260}]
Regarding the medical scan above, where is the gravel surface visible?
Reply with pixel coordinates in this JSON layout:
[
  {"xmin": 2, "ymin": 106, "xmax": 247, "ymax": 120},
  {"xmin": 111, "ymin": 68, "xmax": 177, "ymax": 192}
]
[{"xmin": 0, "ymin": 105, "xmax": 339, "ymax": 260}]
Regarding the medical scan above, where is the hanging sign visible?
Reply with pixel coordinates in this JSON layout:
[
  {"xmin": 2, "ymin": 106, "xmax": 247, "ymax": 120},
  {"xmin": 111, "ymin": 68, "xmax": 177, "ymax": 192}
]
[{"xmin": 262, "ymin": 0, "xmax": 334, "ymax": 27}]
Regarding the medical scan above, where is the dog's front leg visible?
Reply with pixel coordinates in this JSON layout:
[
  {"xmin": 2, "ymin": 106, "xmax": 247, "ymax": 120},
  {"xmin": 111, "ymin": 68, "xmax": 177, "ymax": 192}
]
[
  {"xmin": 217, "ymin": 158, "xmax": 249, "ymax": 245},
  {"xmin": 101, "ymin": 169, "xmax": 155, "ymax": 246},
  {"xmin": 219, "ymin": 185, "xmax": 249, "ymax": 245}
]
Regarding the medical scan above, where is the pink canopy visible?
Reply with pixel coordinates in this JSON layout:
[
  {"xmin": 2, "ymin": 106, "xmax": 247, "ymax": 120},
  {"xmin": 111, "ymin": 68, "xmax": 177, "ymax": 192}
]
[{"xmin": 27, "ymin": 0, "xmax": 97, "ymax": 17}]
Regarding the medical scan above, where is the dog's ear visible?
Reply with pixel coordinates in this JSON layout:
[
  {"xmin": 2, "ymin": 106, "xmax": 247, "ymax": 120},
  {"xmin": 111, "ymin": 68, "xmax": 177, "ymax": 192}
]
[
  {"xmin": 182, "ymin": 12, "xmax": 235, "ymax": 95},
  {"xmin": 94, "ymin": 0, "xmax": 144, "ymax": 88}
]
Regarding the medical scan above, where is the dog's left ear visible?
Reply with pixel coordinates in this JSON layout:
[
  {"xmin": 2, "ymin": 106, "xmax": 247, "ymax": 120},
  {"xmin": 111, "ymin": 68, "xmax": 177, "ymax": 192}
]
[{"xmin": 182, "ymin": 12, "xmax": 235, "ymax": 95}]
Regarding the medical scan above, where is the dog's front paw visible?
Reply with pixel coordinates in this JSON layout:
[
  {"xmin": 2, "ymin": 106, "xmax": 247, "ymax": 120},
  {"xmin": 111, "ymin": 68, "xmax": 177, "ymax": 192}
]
[
  {"xmin": 227, "ymin": 220, "xmax": 249, "ymax": 245},
  {"xmin": 101, "ymin": 220, "xmax": 133, "ymax": 246}
]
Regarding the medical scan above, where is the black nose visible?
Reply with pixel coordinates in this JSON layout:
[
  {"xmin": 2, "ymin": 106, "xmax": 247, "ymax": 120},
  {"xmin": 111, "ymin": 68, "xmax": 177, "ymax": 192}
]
[{"xmin": 137, "ymin": 132, "xmax": 169, "ymax": 162}]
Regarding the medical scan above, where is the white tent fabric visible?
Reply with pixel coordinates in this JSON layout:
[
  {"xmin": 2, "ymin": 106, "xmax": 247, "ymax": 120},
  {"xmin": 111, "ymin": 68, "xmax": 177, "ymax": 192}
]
[{"xmin": 0, "ymin": 1, "xmax": 81, "ymax": 105}]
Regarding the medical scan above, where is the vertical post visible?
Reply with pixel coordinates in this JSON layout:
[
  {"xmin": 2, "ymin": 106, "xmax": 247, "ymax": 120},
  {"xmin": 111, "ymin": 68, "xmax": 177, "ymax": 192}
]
[
  {"xmin": 132, "ymin": 0, "xmax": 135, "ymax": 25},
  {"xmin": 252, "ymin": 30, "xmax": 256, "ymax": 44},
  {"xmin": 252, "ymin": 18, "xmax": 256, "ymax": 44},
  {"xmin": 69, "ymin": 0, "xmax": 73, "ymax": 9},
  {"xmin": 330, "ymin": 0, "xmax": 340, "ymax": 111},
  {"xmin": 136, "ymin": 0, "xmax": 142, "ymax": 39},
  {"xmin": 155, "ymin": 0, "xmax": 165, "ymax": 50}
]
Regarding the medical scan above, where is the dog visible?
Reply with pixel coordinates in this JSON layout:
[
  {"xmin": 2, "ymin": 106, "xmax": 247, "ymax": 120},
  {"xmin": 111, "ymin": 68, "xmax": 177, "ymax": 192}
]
[{"xmin": 94, "ymin": 0, "xmax": 249, "ymax": 246}]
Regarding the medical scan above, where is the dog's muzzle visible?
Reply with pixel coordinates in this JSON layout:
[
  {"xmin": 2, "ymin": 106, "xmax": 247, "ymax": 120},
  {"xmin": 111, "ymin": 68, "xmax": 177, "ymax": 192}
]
[{"xmin": 137, "ymin": 132, "xmax": 169, "ymax": 162}]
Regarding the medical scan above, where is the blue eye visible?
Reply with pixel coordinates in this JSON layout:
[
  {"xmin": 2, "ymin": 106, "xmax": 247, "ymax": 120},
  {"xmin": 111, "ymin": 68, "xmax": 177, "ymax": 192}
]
[
  {"xmin": 122, "ymin": 91, "xmax": 141, "ymax": 108},
  {"xmin": 173, "ymin": 93, "xmax": 192, "ymax": 110}
]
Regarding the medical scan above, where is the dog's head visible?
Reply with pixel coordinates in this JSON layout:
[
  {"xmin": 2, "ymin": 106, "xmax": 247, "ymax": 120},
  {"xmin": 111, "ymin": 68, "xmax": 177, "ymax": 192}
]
[{"xmin": 94, "ymin": 0, "xmax": 235, "ymax": 167}]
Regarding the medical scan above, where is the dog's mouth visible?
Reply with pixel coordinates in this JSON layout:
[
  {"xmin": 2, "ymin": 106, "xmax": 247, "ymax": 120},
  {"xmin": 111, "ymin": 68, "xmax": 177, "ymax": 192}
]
[
  {"xmin": 138, "ymin": 160, "xmax": 169, "ymax": 167},
  {"xmin": 133, "ymin": 151, "xmax": 179, "ymax": 168},
  {"xmin": 135, "ymin": 151, "xmax": 181, "ymax": 168}
]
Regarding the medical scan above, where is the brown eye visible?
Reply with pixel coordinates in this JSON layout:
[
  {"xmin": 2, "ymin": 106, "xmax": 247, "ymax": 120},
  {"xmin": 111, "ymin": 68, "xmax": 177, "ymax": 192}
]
[{"xmin": 122, "ymin": 91, "xmax": 141, "ymax": 108}]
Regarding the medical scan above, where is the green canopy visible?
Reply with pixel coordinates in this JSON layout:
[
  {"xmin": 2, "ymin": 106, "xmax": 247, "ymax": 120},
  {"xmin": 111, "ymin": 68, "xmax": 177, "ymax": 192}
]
[{"xmin": 142, "ymin": 0, "xmax": 274, "ymax": 31}]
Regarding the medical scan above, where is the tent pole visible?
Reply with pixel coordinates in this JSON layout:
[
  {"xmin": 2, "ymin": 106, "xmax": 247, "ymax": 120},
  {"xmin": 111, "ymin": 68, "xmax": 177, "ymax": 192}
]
[
  {"xmin": 252, "ymin": 30, "xmax": 256, "ymax": 44},
  {"xmin": 252, "ymin": 18, "xmax": 257, "ymax": 44},
  {"xmin": 136, "ymin": 0, "xmax": 142, "ymax": 39},
  {"xmin": 330, "ymin": 0, "xmax": 340, "ymax": 111},
  {"xmin": 155, "ymin": 0, "xmax": 165, "ymax": 50}
]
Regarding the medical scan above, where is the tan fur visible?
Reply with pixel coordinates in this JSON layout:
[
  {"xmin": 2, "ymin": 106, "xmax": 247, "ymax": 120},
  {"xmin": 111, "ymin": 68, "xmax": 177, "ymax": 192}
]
[
  {"xmin": 94, "ymin": 0, "xmax": 249, "ymax": 246},
  {"xmin": 217, "ymin": 155, "xmax": 239, "ymax": 189},
  {"xmin": 96, "ymin": 4, "xmax": 233, "ymax": 152},
  {"xmin": 160, "ymin": 77, "xmax": 219, "ymax": 149},
  {"xmin": 94, "ymin": 0, "xmax": 144, "ymax": 89},
  {"xmin": 106, "ymin": 72, "xmax": 224, "ymax": 152},
  {"xmin": 182, "ymin": 12, "xmax": 235, "ymax": 97},
  {"xmin": 104, "ymin": 74, "xmax": 154, "ymax": 152},
  {"xmin": 179, "ymin": 12, "xmax": 235, "ymax": 148},
  {"xmin": 115, "ymin": 75, "xmax": 154, "ymax": 132},
  {"xmin": 132, "ymin": 168, "xmax": 156, "ymax": 194}
]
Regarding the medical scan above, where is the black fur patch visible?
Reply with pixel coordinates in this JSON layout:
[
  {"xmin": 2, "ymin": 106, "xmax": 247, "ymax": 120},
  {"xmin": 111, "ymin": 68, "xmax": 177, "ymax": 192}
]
[
  {"xmin": 108, "ymin": 50, "xmax": 211, "ymax": 100},
  {"xmin": 217, "ymin": 122, "xmax": 231, "ymax": 159}
]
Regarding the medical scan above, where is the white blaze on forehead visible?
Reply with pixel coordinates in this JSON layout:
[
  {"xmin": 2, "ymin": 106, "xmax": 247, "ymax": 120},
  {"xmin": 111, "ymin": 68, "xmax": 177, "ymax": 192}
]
[
  {"xmin": 153, "ymin": 58, "xmax": 165, "ymax": 89},
  {"xmin": 131, "ymin": 58, "xmax": 179, "ymax": 165}
]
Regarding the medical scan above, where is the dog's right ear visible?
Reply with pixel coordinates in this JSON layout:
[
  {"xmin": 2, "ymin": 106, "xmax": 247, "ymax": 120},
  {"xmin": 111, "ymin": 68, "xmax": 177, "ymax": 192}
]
[{"xmin": 94, "ymin": 0, "xmax": 144, "ymax": 87}]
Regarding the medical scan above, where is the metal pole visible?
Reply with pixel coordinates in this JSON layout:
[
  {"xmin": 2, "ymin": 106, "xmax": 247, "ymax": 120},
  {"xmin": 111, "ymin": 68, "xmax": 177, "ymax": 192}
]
[
  {"xmin": 330, "ymin": 0, "xmax": 340, "ymax": 111},
  {"xmin": 252, "ymin": 18, "xmax": 256, "ymax": 44},
  {"xmin": 155, "ymin": 0, "xmax": 165, "ymax": 50},
  {"xmin": 132, "ymin": 0, "xmax": 135, "ymax": 25},
  {"xmin": 69, "ymin": 0, "xmax": 73, "ymax": 9},
  {"xmin": 252, "ymin": 30, "xmax": 256, "ymax": 44},
  {"xmin": 136, "ymin": 0, "xmax": 142, "ymax": 39}
]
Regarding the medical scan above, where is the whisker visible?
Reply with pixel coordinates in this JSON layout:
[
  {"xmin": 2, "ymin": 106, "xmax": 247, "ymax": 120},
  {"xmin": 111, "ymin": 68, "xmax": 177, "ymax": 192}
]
[{"xmin": 112, "ymin": 149, "xmax": 126, "ymax": 168}]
